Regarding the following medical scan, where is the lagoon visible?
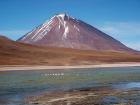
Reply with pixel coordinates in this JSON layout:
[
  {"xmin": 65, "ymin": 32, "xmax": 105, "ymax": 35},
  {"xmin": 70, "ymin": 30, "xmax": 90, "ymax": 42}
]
[{"xmin": 0, "ymin": 67, "xmax": 140, "ymax": 105}]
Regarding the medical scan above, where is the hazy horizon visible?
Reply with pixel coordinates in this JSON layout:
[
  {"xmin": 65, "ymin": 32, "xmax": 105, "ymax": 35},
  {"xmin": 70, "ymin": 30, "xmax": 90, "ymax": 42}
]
[{"xmin": 0, "ymin": 0, "xmax": 140, "ymax": 50}]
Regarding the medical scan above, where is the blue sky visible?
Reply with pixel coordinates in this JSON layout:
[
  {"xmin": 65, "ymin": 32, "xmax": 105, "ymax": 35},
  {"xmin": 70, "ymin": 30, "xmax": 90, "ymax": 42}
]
[{"xmin": 0, "ymin": 0, "xmax": 140, "ymax": 50}]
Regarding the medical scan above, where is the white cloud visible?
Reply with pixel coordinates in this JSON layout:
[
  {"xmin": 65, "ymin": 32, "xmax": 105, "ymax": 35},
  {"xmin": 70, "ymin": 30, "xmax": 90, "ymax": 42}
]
[
  {"xmin": 0, "ymin": 30, "xmax": 29, "ymax": 40},
  {"xmin": 96, "ymin": 22, "xmax": 140, "ymax": 51},
  {"xmin": 98, "ymin": 22, "xmax": 140, "ymax": 37},
  {"xmin": 125, "ymin": 42, "xmax": 140, "ymax": 51}
]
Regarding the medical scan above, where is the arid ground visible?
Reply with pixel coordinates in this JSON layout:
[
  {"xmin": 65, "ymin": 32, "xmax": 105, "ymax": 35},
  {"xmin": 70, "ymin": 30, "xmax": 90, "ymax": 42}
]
[{"xmin": 1, "ymin": 36, "xmax": 140, "ymax": 66}]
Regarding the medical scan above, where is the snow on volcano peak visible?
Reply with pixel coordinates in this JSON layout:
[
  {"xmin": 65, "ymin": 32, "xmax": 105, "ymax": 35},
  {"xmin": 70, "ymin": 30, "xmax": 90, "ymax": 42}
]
[{"xmin": 57, "ymin": 13, "xmax": 66, "ymax": 20}]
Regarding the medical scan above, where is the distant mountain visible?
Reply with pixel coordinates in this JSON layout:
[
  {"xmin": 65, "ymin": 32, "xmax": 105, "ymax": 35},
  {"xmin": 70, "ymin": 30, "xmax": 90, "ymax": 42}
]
[
  {"xmin": 18, "ymin": 13, "xmax": 135, "ymax": 52},
  {"xmin": 1, "ymin": 35, "xmax": 140, "ymax": 65}
]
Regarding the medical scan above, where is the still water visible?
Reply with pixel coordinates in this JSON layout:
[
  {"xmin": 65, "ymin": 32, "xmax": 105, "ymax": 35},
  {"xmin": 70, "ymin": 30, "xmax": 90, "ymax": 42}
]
[{"xmin": 0, "ymin": 67, "xmax": 140, "ymax": 105}]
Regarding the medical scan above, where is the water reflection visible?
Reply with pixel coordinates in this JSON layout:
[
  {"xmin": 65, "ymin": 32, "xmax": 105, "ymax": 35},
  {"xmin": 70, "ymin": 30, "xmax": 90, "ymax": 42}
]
[{"xmin": 113, "ymin": 82, "xmax": 140, "ymax": 90}]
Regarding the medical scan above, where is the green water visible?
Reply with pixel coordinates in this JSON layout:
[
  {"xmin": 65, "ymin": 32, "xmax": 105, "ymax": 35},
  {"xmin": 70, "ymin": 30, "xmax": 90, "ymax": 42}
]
[{"xmin": 0, "ymin": 67, "xmax": 140, "ymax": 105}]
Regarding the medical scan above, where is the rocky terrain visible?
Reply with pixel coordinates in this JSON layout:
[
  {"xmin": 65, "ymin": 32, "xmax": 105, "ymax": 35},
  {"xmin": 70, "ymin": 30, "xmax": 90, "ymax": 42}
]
[{"xmin": 26, "ymin": 87, "xmax": 140, "ymax": 105}]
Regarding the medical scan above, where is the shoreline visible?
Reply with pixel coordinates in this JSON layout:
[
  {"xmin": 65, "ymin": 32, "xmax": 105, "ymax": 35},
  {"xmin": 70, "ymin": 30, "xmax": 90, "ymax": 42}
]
[
  {"xmin": 0, "ymin": 63, "xmax": 140, "ymax": 71},
  {"xmin": 26, "ymin": 87, "xmax": 140, "ymax": 105}
]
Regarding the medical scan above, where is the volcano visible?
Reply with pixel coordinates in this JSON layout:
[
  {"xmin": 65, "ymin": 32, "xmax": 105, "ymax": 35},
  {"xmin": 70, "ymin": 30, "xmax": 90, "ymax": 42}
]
[{"xmin": 18, "ymin": 13, "xmax": 134, "ymax": 52}]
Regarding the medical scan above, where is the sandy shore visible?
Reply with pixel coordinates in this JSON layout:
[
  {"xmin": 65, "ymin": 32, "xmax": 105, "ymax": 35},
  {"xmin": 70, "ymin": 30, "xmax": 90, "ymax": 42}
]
[{"xmin": 0, "ymin": 63, "xmax": 140, "ymax": 71}]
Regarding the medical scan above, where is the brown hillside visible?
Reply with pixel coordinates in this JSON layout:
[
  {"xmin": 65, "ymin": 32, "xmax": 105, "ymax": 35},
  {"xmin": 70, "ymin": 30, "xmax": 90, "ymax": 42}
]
[{"xmin": 0, "ymin": 36, "xmax": 140, "ymax": 65}]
